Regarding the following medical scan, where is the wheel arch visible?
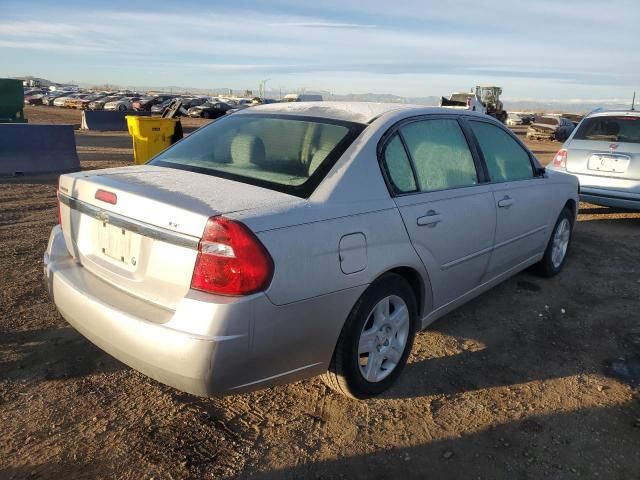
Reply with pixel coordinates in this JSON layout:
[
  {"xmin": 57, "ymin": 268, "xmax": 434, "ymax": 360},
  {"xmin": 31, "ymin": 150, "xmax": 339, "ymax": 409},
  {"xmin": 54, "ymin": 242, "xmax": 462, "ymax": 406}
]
[
  {"xmin": 563, "ymin": 198, "xmax": 577, "ymax": 220},
  {"xmin": 376, "ymin": 265, "xmax": 433, "ymax": 320}
]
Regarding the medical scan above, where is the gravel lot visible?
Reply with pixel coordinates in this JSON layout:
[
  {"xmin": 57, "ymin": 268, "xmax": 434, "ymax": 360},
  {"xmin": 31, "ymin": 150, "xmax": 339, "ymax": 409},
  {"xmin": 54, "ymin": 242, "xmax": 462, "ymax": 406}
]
[{"xmin": 1, "ymin": 106, "xmax": 639, "ymax": 479}]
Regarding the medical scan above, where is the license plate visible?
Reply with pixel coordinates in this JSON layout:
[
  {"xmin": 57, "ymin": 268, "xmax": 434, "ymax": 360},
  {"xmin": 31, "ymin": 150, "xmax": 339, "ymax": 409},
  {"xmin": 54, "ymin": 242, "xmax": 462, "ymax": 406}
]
[
  {"xmin": 99, "ymin": 222, "xmax": 131, "ymax": 263},
  {"xmin": 587, "ymin": 154, "xmax": 630, "ymax": 173}
]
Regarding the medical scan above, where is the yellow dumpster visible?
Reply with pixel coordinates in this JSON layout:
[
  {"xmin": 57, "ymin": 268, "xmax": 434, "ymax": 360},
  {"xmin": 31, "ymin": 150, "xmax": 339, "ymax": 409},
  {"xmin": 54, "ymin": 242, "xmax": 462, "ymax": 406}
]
[{"xmin": 126, "ymin": 116, "xmax": 180, "ymax": 164}]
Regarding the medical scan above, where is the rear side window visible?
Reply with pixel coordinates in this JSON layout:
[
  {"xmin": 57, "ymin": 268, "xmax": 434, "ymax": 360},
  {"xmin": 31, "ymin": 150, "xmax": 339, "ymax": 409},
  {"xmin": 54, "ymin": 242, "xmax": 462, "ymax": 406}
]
[
  {"xmin": 469, "ymin": 121, "xmax": 533, "ymax": 182},
  {"xmin": 400, "ymin": 119, "xmax": 478, "ymax": 192},
  {"xmin": 382, "ymin": 134, "xmax": 417, "ymax": 194},
  {"xmin": 574, "ymin": 116, "xmax": 640, "ymax": 144}
]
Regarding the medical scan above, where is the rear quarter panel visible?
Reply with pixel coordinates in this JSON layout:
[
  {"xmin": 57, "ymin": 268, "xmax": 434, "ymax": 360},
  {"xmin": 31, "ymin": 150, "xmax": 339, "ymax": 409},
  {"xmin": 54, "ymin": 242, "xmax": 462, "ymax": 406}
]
[
  {"xmin": 256, "ymin": 207, "xmax": 428, "ymax": 306},
  {"xmin": 249, "ymin": 206, "xmax": 431, "ymax": 375},
  {"xmin": 546, "ymin": 169, "xmax": 580, "ymax": 227}
]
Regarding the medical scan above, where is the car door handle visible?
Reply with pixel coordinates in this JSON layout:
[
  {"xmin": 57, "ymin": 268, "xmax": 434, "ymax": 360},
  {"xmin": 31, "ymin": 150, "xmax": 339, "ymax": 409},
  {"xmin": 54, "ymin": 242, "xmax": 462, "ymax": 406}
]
[
  {"xmin": 417, "ymin": 210, "xmax": 442, "ymax": 227},
  {"xmin": 497, "ymin": 196, "xmax": 514, "ymax": 208}
]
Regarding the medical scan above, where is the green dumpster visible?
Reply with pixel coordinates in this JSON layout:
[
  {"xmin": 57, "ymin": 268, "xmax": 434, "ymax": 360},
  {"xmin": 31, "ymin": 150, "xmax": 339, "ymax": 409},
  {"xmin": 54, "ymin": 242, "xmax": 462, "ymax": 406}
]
[{"xmin": 0, "ymin": 79, "xmax": 26, "ymax": 123}]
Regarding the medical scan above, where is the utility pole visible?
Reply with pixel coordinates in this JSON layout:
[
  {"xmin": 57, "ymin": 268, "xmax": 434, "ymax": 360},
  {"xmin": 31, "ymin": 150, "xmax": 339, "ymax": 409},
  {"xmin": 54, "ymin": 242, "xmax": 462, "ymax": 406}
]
[
  {"xmin": 260, "ymin": 78, "xmax": 271, "ymax": 100},
  {"xmin": 632, "ymin": 91, "xmax": 636, "ymax": 111}
]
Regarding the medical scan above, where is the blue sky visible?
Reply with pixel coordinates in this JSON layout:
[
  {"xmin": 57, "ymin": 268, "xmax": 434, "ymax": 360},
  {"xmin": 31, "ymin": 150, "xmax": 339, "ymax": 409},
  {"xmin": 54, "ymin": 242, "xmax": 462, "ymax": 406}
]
[{"xmin": 1, "ymin": 0, "xmax": 638, "ymax": 101}]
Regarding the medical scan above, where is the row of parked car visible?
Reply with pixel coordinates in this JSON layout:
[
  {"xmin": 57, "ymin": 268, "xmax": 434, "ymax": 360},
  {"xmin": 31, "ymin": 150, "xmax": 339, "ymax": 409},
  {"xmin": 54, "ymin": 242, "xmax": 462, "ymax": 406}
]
[
  {"xmin": 23, "ymin": 88, "xmax": 280, "ymax": 119},
  {"xmin": 505, "ymin": 111, "xmax": 584, "ymax": 142},
  {"xmin": 24, "ymin": 89, "xmax": 142, "ymax": 111}
]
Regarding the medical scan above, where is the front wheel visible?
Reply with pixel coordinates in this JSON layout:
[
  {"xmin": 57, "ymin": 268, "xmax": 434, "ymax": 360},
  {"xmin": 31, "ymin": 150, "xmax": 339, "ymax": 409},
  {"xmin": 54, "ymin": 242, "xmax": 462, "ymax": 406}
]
[
  {"xmin": 536, "ymin": 207, "xmax": 573, "ymax": 277},
  {"xmin": 118, "ymin": 104, "xmax": 127, "ymax": 112},
  {"xmin": 321, "ymin": 274, "xmax": 417, "ymax": 399}
]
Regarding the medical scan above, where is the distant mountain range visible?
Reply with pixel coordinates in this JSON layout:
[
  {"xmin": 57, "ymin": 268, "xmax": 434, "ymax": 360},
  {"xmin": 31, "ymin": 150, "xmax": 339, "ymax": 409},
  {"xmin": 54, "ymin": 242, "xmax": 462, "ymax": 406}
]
[{"xmin": 14, "ymin": 76, "xmax": 634, "ymax": 114}]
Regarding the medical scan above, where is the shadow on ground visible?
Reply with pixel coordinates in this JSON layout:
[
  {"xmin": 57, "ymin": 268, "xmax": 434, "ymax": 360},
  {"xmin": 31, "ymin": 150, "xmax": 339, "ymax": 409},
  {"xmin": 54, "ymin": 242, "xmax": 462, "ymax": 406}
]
[
  {"xmin": 0, "ymin": 327, "xmax": 123, "ymax": 383},
  {"xmin": 246, "ymin": 403, "xmax": 640, "ymax": 480},
  {"xmin": 0, "ymin": 460, "xmax": 116, "ymax": 480}
]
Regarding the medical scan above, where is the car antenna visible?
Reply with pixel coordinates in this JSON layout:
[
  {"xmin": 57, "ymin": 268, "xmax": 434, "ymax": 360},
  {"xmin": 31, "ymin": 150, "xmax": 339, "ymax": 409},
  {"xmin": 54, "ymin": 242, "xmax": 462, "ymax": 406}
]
[{"xmin": 631, "ymin": 91, "xmax": 636, "ymax": 111}]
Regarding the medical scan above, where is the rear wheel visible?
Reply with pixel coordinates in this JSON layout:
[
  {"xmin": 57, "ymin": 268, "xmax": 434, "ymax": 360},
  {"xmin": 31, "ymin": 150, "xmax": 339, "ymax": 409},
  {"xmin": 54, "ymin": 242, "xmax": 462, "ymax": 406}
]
[
  {"xmin": 322, "ymin": 274, "xmax": 417, "ymax": 399},
  {"xmin": 536, "ymin": 207, "xmax": 573, "ymax": 277}
]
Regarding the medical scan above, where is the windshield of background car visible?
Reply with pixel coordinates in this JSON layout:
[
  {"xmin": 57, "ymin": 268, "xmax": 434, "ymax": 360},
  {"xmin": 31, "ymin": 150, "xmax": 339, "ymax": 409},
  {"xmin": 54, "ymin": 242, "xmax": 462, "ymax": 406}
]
[
  {"xmin": 573, "ymin": 116, "xmax": 640, "ymax": 143},
  {"xmin": 150, "ymin": 114, "xmax": 364, "ymax": 197}
]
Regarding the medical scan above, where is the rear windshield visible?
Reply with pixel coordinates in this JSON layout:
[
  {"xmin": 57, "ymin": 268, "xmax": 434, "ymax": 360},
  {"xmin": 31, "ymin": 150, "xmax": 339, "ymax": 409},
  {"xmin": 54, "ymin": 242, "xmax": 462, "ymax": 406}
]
[
  {"xmin": 150, "ymin": 114, "xmax": 364, "ymax": 197},
  {"xmin": 574, "ymin": 116, "xmax": 640, "ymax": 143}
]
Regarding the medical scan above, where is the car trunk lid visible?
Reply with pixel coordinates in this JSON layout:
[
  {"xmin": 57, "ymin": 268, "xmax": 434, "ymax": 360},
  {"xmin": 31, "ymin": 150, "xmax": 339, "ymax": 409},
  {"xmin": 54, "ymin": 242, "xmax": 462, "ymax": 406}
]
[
  {"xmin": 565, "ymin": 140, "xmax": 640, "ymax": 180},
  {"xmin": 58, "ymin": 165, "xmax": 299, "ymax": 309}
]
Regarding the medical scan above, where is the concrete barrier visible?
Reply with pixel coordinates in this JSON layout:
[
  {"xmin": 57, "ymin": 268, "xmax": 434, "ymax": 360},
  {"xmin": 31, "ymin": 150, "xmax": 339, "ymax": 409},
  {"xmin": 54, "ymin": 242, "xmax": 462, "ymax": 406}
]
[
  {"xmin": 0, "ymin": 124, "xmax": 79, "ymax": 176},
  {"xmin": 81, "ymin": 110, "xmax": 151, "ymax": 131}
]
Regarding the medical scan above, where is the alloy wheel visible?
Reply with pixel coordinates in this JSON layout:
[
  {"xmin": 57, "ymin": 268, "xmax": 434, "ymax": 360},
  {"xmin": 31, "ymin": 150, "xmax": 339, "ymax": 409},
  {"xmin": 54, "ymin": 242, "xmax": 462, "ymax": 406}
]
[
  {"xmin": 358, "ymin": 295, "xmax": 410, "ymax": 383},
  {"xmin": 551, "ymin": 218, "xmax": 571, "ymax": 268}
]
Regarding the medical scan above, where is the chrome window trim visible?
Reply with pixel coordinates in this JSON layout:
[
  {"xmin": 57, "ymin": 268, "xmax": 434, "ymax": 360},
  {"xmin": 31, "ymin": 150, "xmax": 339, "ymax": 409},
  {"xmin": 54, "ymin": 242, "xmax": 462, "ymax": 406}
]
[{"xmin": 59, "ymin": 193, "xmax": 200, "ymax": 250}]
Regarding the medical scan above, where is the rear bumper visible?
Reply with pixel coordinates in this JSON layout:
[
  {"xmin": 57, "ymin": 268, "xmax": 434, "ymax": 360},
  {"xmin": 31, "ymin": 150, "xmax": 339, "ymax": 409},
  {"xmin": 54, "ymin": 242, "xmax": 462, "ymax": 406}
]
[
  {"xmin": 547, "ymin": 167, "xmax": 640, "ymax": 210},
  {"xmin": 562, "ymin": 171, "xmax": 640, "ymax": 210},
  {"xmin": 580, "ymin": 189, "xmax": 640, "ymax": 210},
  {"xmin": 44, "ymin": 226, "xmax": 362, "ymax": 396},
  {"xmin": 44, "ymin": 226, "xmax": 250, "ymax": 396}
]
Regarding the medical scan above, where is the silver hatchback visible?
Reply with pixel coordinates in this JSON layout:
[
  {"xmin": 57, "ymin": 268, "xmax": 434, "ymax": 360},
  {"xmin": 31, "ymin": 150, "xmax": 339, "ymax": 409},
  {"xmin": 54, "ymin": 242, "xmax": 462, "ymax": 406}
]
[
  {"xmin": 44, "ymin": 102, "xmax": 579, "ymax": 399},
  {"xmin": 548, "ymin": 109, "xmax": 640, "ymax": 210}
]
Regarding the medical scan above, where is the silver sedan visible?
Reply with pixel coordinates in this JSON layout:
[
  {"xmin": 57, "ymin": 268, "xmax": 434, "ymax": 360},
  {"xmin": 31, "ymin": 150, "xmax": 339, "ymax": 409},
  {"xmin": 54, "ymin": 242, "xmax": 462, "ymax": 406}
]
[
  {"xmin": 44, "ymin": 102, "xmax": 579, "ymax": 398},
  {"xmin": 547, "ymin": 109, "xmax": 640, "ymax": 210}
]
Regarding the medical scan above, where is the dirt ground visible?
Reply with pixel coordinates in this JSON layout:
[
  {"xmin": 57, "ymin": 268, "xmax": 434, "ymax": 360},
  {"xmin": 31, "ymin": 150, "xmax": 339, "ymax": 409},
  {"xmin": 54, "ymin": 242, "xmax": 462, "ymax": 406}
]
[{"xmin": 1, "ymin": 106, "xmax": 639, "ymax": 479}]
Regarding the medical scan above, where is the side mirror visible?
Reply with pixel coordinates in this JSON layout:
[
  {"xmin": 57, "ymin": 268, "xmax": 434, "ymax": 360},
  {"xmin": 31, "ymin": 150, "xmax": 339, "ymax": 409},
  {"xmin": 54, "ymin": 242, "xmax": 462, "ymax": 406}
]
[{"xmin": 535, "ymin": 167, "xmax": 546, "ymax": 177}]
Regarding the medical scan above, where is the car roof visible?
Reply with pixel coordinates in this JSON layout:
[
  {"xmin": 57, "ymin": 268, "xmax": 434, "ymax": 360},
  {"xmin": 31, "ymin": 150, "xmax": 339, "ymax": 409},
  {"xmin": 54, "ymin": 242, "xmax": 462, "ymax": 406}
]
[
  {"xmin": 237, "ymin": 101, "xmax": 487, "ymax": 124},
  {"xmin": 586, "ymin": 109, "xmax": 640, "ymax": 119}
]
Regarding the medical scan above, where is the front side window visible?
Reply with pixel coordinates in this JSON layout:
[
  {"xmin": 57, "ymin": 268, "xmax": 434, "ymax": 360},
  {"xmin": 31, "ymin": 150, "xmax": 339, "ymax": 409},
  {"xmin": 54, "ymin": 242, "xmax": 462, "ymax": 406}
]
[
  {"xmin": 399, "ymin": 119, "xmax": 478, "ymax": 192},
  {"xmin": 469, "ymin": 121, "xmax": 533, "ymax": 182},
  {"xmin": 150, "ymin": 114, "xmax": 363, "ymax": 196}
]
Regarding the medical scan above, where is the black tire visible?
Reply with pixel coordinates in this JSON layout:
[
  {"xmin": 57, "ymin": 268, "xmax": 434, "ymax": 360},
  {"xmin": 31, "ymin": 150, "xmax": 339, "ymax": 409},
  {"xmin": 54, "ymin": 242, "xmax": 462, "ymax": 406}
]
[
  {"xmin": 202, "ymin": 111, "xmax": 212, "ymax": 119},
  {"xmin": 118, "ymin": 104, "xmax": 127, "ymax": 112},
  {"xmin": 535, "ymin": 207, "xmax": 574, "ymax": 277},
  {"xmin": 321, "ymin": 273, "xmax": 418, "ymax": 399}
]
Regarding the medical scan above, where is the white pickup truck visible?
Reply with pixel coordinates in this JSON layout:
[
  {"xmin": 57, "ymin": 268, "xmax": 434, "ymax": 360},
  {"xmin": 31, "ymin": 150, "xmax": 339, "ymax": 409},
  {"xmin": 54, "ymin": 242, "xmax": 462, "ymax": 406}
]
[{"xmin": 439, "ymin": 92, "xmax": 486, "ymax": 114}]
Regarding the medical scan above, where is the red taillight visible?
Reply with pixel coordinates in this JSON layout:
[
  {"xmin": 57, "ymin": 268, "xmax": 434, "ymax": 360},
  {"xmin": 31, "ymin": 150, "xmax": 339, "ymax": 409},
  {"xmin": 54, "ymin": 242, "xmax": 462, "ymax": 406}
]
[
  {"xmin": 191, "ymin": 217, "xmax": 274, "ymax": 296},
  {"xmin": 95, "ymin": 189, "xmax": 117, "ymax": 205},
  {"xmin": 552, "ymin": 149, "xmax": 568, "ymax": 168}
]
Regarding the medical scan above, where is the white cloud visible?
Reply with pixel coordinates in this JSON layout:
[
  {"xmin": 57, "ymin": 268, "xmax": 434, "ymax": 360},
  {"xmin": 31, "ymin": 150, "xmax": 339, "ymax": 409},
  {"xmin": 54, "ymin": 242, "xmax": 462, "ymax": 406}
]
[
  {"xmin": 0, "ymin": 40, "xmax": 108, "ymax": 54},
  {"xmin": 267, "ymin": 22, "xmax": 376, "ymax": 28},
  {"xmin": 1, "ymin": 1, "xmax": 638, "ymax": 100}
]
